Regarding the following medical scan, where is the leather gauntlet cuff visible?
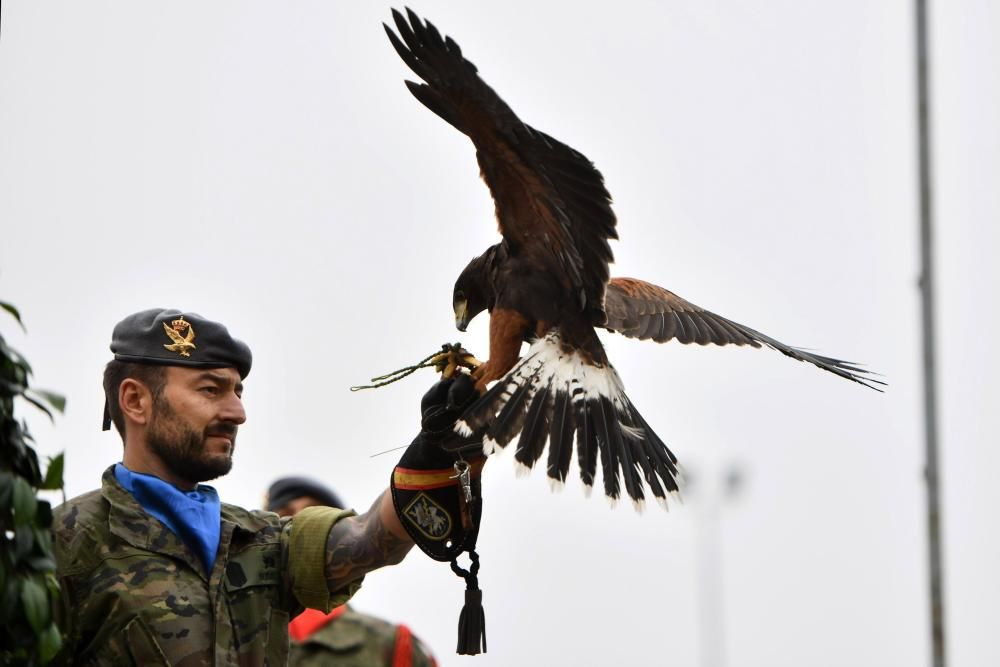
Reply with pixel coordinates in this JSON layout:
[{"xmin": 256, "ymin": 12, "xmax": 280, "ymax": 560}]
[{"xmin": 390, "ymin": 457, "xmax": 484, "ymax": 562}]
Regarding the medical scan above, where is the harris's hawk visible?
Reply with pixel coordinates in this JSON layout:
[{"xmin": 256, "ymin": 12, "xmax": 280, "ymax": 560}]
[{"xmin": 385, "ymin": 9, "xmax": 882, "ymax": 510}]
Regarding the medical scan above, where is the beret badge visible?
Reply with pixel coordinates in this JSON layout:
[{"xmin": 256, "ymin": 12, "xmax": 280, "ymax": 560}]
[{"xmin": 162, "ymin": 317, "xmax": 197, "ymax": 358}]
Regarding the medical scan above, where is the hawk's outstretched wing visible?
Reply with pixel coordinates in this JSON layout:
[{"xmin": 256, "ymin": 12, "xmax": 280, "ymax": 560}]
[
  {"xmin": 604, "ymin": 277, "xmax": 884, "ymax": 390},
  {"xmin": 385, "ymin": 8, "xmax": 616, "ymax": 319}
]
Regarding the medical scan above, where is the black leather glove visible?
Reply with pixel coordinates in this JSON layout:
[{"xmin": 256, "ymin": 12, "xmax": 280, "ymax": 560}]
[
  {"xmin": 390, "ymin": 372, "xmax": 489, "ymax": 655},
  {"xmin": 390, "ymin": 373, "xmax": 483, "ymax": 561}
]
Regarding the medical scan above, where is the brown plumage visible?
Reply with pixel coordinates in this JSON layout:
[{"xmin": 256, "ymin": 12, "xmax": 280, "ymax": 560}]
[{"xmin": 385, "ymin": 9, "xmax": 882, "ymax": 510}]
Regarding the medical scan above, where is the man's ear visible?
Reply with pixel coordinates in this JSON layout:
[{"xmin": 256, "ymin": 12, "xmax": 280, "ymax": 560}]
[{"xmin": 119, "ymin": 378, "xmax": 153, "ymax": 427}]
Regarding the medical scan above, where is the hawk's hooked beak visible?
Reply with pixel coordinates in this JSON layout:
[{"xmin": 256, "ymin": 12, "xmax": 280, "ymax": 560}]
[{"xmin": 454, "ymin": 299, "xmax": 469, "ymax": 332}]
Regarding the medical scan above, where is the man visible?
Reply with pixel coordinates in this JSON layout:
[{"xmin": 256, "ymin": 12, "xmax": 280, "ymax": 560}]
[
  {"xmin": 52, "ymin": 308, "xmax": 469, "ymax": 664},
  {"xmin": 266, "ymin": 477, "xmax": 437, "ymax": 667}
]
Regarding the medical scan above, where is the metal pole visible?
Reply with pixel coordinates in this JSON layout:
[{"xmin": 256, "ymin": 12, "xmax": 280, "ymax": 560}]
[
  {"xmin": 695, "ymin": 488, "xmax": 724, "ymax": 667},
  {"xmin": 692, "ymin": 466, "xmax": 743, "ymax": 667},
  {"xmin": 914, "ymin": 1, "xmax": 946, "ymax": 665}
]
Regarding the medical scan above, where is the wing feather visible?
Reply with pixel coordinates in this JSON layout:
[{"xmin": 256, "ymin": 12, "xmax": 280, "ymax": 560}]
[
  {"xmin": 385, "ymin": 10, "xmax": 616, "ymax": 318},
  {"xmin": 604, "ymin": 277, "xmax": 885, "ymax": 390}
]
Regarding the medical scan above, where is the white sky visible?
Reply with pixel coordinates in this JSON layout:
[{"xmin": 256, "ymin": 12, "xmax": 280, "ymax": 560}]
[{"xmin": 1, "ymin": 2, "xmax": 997, "ymax": 666}]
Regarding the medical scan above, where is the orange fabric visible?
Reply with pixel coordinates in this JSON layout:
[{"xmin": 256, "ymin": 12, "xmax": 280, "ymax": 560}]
[
  {"xmin": 288, "ymin": 605, "xmax": 348, "ymax": 642},
  {"xmin": 392, "ymin": 624, "xmax": 413, "ymax": 667}
]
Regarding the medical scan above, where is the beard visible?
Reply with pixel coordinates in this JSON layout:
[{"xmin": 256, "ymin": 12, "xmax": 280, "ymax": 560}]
[{"xmin": 147, "ymin": 394, "xmax": 237, "ymax": 484}]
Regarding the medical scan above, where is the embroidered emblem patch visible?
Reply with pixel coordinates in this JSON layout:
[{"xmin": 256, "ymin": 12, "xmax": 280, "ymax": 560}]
[
  {"xmin": 162, "ymin": 317, "xmax": 197, "ymax": 357},
  {"xmin": 403, "ymin": 492, "xmax": 451, "ymax": 541}
]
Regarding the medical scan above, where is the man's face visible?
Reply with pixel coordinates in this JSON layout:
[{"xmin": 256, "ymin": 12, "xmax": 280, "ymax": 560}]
[{"xmin": 146, "ymin": 366, "xmax": 246, "ymax": 484}]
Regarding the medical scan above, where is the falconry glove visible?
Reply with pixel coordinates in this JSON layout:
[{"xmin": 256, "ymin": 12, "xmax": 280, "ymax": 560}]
[{"xmin": 391, "ymin": 373, "xmax": 488, "ymax": 655}]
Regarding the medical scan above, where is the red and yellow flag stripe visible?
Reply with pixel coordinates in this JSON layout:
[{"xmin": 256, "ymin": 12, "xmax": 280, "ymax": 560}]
[{"xmin": 393, "ymin": 459, "xmax": 485, "ymax": 491}]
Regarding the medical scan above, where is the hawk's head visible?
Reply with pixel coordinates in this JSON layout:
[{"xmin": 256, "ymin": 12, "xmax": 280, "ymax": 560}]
[{"xmin": 453, "ymin": 244, "xmax": 502, "ymax": 331}]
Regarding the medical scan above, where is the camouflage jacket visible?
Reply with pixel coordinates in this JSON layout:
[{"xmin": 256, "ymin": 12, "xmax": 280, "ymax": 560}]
[
  {"xmin": 52, "ymin": 466, "xmax": 361, "ymax": 666},
  {"xmin": 289, "ymin": 606, "xmax": 436, "ymax": 667}
]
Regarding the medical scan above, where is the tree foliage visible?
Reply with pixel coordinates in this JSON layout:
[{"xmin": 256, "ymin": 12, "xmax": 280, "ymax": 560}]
[{"xmin": 0, "ymin": 301, "xmax": 65, "ymax": 665}]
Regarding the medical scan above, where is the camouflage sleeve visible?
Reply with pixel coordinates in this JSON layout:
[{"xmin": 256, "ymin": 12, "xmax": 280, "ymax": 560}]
[
  {"xmin": 405, "ymin": 625, "xmax": 439, "ymax": 667},
  {"xmin": 287, "ymin": 506, "xmax": 362, "ymax": 612}
]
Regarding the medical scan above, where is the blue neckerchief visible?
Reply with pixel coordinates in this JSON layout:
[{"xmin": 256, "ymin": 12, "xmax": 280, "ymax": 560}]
[{"xmin": 114, "ymin": 463, "xmax": 222, "ymax": 574}]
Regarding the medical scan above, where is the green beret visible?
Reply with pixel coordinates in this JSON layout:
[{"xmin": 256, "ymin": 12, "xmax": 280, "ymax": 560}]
[{"xmin": 110, "ymin": 308, "xmax": 252, "ymax": 379}]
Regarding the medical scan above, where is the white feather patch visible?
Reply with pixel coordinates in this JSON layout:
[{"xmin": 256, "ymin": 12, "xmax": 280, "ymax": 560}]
[{"xmin": 449, "ymin": 330, "xmax": 680, "ymax": 512}]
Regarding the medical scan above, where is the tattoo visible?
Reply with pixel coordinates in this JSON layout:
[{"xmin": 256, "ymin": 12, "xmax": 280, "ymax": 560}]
[{"xmin": 324, "ymin": 491, "xmax": 412, "ymax": 591}]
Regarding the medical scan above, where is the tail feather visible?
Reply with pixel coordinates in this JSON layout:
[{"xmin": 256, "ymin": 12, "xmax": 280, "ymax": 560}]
[
  {"xmin": 457, "ymin": 373, "xmax": 510, "ymax": 435},
  {"xmin": 484, "ymin": 378, "xmax": 533, "ymax": 452},
  {"xmin": 575, "ymin": 394, "xmax": 597, "ymax": 490},
  {"xmin": 634, "ymin": 410, "xmax": 681, "ymax": 495},
  {"xmin": 455, "ymin": 330, "xmax": 682, "ymax": 510},
  {"xmin": 458, "ymin": 357, "xmax": 541, "ymax": 444},
  {"xmin": 546, "ymin": 388, "xmax": 576, "ymax": 484},
  {"xmin": 616, "ymin": 396, "xmax": 667, "ymax": 504},
  {"xmin": 609, "ymin": 398, "xmax": 645, "ymax": 506},
  {"xmin": 515, "ymin": 385, "xmax": 552, "ymax": 469},
  {"xmin": 628, "ymin": 422, "xmax": 666, "ymax": 501},
  {"xmin": 592, "ymin": 396, "xmax": 620, "ymax": 502}
]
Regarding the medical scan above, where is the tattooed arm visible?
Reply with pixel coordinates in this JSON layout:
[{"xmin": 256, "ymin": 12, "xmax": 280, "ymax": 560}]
[
  {"xmin": 324, "ymin": 489, "xmax": 414, "ymax": 591},
  {"xmin": 321, "ymin": 375, "xmax": 479, "ymax": 591}
]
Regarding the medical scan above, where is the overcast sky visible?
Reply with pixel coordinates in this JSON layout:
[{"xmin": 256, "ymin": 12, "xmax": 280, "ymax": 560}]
[{"xmin": 1, "ymin": 2, "xmax": 997, "ymax": 666}]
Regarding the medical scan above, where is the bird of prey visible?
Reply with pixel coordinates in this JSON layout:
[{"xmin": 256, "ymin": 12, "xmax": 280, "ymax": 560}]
[{"xmin": 384, "ymin": 9, "xmax": 882, "ymax": 510}]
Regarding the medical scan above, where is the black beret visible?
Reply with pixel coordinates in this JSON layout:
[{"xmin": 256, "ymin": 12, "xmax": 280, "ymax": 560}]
[
  {"xmin": 110, "ymin": 308, "xmax": 252, "ymax": 379},
  {"xmin": 266, "ymin": 477, "xmax": 347, "ymax": 512}
]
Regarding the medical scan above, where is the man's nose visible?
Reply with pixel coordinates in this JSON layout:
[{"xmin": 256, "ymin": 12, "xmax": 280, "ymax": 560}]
[{"xmin": 220, "ymin": 393, "xmax": 247, "ymax": 425}]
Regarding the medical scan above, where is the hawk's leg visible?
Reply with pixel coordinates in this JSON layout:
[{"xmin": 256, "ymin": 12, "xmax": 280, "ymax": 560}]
[
  {"xmin": 431, "ymin": 344, "xmax": 483, "ymax": 379},
  {"xmin": 472, "ymin": 307, "xmax": 531, "ymax": 393}
]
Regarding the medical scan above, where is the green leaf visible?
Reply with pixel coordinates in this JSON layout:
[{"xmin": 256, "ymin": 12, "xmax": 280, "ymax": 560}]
[
  {"xmin": 0, "ymin": 341, "xmax": 32, "ymax": 376},
  {"xmin": 40, "ymin": 454, "xmax": 64, "ymax": 491},
  {"xmin": 45, "ymin": 572, "xmax": 60, "ymax": 598},
  {"xmin": 31, "ymin": 524, "xmax": 53, "ymax": 554},
  {"xmin": 0, "ymin": 301, "xmax": 25, "ymax": 331},
  {"xmin": 0, "ymin": 470, "xmax": 13, "ymax": 509},
  {"xmin": 20, "ymin": 576, "xmax": 49, "ymax": 633},
  {"xmin": 0, "ymin": 574, "xmax": 20, "ymax": 623},
  {"xmin": 38, "ymin": 621, "xmax": 62, "ymax": 663},
  {"xmin": 26, "ymin": 556, "xmax": 57, "ymax": 573},
  {"xmin": 31, "ymin": 390, "xmax": 65, "ymax": 415},
  {"xmin": 14, "ymin": 524, "xmax": 35, "ymax": 563},
  {"xmin": 12, "ymin": 477, "xmax": 37, "ymax": 527},
  {"xmin": 21, "ymin": 393, "xmax": 53, "ymax": 421}
]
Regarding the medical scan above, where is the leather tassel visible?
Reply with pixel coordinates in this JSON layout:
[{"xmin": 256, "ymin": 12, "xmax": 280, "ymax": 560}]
[
  {"xmin": 457, "ymin": 586, "xmax": 487, "ymax": 655},
  {"xmin": 452, "ymin": 550, "xmax": 487, "ymax": 655}
]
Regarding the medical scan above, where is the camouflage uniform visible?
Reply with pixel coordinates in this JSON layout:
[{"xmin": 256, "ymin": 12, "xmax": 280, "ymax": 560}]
[
  {"xmin": 52, "ymin": 466, "xmax": 361, "ymax": 665},
  {"xmin": 289, "ymin": 606, "xmax": 436, "ymax": 667}
]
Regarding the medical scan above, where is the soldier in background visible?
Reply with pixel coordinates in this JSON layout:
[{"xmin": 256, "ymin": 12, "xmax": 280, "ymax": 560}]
[{"xmin": 267, "ymin": 477, "xmax": 438, "ymax": 667}]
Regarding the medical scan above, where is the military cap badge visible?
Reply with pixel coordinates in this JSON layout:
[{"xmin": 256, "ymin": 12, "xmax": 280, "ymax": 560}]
[{"xmin": 162, "ymin": 317, "xmax": 196, "ymax": 358}]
